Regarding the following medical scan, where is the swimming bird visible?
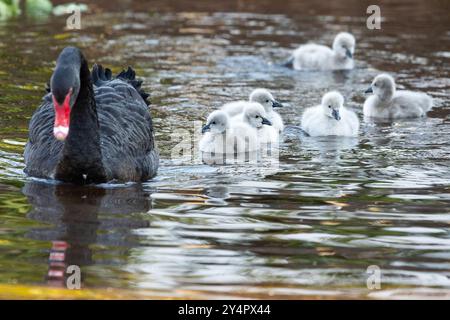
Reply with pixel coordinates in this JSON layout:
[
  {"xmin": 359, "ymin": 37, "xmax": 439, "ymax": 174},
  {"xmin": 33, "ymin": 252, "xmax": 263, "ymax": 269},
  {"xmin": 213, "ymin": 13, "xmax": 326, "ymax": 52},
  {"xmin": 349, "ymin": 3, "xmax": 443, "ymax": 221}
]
[
  {"xmin": 24, "ymin": 47, "xmax": 159, "ymax": 184},
  {"xmin": 301, "ymin": 91, "xmax": 359, "ymax": 137},
  {"xmin": 249, "ymin": 89, "xmax": 284, "ymax": 132},
  {"xmin": 233, "ymin": 103, "xmax": 279, "ymax": 144},
  {"xmin": 363, "ymin": 74, "xmax": 433, "ymax": 119},
  {"xmin": 221, "ymin": 89, "xmax": 284, "ymax": 132},
  {"xmin": 284, "ymin": 32, "xmax": 355, "ymax": 71},
  {"xmin": 200, "ymin": 110, "xmax": 258, "ymax": 154}
]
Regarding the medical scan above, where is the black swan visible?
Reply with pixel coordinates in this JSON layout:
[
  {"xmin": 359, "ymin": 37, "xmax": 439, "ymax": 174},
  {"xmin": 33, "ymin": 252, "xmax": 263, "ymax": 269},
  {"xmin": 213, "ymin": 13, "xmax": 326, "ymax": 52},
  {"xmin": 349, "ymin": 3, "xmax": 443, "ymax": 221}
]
[{"xmin": 24, "ymin": 47, "xmax": 159, "ymax": 184}]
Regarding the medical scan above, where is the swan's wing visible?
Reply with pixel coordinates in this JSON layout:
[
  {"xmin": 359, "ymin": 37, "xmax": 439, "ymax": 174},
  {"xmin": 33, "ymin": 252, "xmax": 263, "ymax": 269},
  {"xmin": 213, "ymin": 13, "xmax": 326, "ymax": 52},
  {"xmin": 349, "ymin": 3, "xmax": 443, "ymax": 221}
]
[
  {"xmin": 92, "ymin": 64, "xmax": 150, "ymax": 105},
  {"xmin": 93, "ymin": 66, "xmax": 158, "ymax": 181},
  {"xmin": 392, "ymin": 91, "xmax": 432, "ymax": 117},
  {"xmin": 293, "ymin": 44, "xmax": 333, "ymax": 69},
  {"xmin": 396, "ymin": 91, "xmax": 433, "ymax": 113}
]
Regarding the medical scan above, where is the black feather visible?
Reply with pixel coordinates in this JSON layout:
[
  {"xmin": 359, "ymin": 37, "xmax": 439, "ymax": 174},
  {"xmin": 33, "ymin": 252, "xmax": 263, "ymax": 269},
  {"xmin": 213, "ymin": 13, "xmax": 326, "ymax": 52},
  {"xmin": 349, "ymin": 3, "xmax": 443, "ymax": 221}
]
[{"xmin": 116, "ymin": 67, "xmax": 150, "ymax": 105}]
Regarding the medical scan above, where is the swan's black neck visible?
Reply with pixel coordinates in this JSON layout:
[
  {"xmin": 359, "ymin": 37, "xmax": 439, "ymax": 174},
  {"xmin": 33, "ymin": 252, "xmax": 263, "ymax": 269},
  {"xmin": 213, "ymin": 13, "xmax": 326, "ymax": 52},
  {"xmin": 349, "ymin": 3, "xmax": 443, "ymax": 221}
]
[{"xmin": 55, "ymin": 51, "xmax": 107, "ymax": 184}]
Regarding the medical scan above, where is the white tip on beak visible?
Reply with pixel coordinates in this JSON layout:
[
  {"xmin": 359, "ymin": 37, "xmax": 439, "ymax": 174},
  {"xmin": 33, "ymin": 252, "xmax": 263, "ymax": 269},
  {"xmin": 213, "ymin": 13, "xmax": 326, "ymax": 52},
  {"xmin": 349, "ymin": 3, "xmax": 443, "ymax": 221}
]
[{"xmin": 54, "ymin": 126, "xmax": 69, "ymax": 141}]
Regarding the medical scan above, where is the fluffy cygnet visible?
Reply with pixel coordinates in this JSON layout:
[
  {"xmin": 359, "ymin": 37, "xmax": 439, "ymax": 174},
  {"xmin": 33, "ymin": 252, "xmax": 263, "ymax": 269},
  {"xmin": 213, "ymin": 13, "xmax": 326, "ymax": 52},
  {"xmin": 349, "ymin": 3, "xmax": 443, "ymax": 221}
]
[
  {"xmin": 286, "ymin": 32, "xmax": 355, "ymax": 71},
  {"xmin": 200, "ymin": 110, "xmax": 258, "ymax": 154},
  {"xmin": 249, "ymin": 89, "xmax": 284, "ymax": 132},
  {"xmin": 221, "ymin": 89, "xmax": 285, "ymax": 132},
  {"xmin": 363, "ymin": 74, "xmax": 433, "ymax": 119},
  {"xmin": 301, "ymin": 91, "xmax": 359, "ymax": 137},
  {"xmin": 233, "ymin": 102, "xmax": 279, "ymax": 144}
]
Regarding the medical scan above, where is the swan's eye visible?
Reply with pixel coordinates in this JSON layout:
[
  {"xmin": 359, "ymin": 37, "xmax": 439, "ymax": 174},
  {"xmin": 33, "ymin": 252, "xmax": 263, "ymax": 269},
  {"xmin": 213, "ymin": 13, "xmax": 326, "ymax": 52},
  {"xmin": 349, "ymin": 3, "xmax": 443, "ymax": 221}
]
[
  {"xmin": 266, "ymin": 100, "xmax": 269, "ymax": 103},
  {"xmin": 255, "ymin": 115, "xmax": 260, "ymax": 118},
  {"xmin": 211, "ymin": 121, "xmax": 216, "ymax": 125},
  {"xmin": 328, "ymin": 105, "xmax": 331, "ymax": 108},
  {"xmin": 374, "ymin": 83, "xmax": 377, "ymax": 87}
]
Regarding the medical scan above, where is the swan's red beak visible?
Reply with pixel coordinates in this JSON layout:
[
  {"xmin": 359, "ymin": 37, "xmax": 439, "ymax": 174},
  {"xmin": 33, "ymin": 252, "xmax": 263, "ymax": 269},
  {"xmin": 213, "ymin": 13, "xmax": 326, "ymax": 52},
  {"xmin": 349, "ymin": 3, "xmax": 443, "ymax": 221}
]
[{"xmin": 52, "ymin": 88, "xmax": 72, "ymax": 141}]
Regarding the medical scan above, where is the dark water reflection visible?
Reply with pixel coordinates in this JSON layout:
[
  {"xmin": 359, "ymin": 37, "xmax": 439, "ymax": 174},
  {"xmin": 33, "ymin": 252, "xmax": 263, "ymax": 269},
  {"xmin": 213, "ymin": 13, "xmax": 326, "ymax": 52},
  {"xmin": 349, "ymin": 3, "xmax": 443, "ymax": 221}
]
[
  {"xmin": 21, "ymin": 181, "xmax": 151, "ymax": 288},
  {"xmin": 0, "ymin": 0, "xmax": 449, "ymax": 298}
]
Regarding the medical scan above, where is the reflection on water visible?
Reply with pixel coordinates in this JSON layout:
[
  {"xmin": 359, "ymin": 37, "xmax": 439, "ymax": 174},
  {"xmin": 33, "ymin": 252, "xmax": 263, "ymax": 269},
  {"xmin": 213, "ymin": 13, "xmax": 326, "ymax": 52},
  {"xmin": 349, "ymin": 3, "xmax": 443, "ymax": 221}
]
[
  {"xmin": 0, "ymin": 0, "xmax": 449, "ymax": 298},
  {"xmin": 22, "ymin": 181, "xmax": 151, "ymax": 288}
]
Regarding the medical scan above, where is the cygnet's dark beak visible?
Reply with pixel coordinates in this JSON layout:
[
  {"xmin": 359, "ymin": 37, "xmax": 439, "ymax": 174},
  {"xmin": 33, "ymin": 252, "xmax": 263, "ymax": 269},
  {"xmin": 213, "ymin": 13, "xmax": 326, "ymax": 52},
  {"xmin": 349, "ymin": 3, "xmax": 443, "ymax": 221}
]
[
  {"xmin": 332, "ymin": 109, "xmax": 341, "ymax": 121},
  {"xmin": 261, "ymin": 117, "xmax": 272, "ymax": 126},
  {"xmin": 345, "ymin": 48, "xmax": 353, "ymax": 59},
  {"xmin": 272, "ymin": 100, "xmax": 284, "ymax": 108},
  {"xmin": 201, "ymin": 123, "xmax": 211, "ymax": 134},
  {"xmin": 365, "ymin": 86, "xmax": 373, "ymax": 94}
]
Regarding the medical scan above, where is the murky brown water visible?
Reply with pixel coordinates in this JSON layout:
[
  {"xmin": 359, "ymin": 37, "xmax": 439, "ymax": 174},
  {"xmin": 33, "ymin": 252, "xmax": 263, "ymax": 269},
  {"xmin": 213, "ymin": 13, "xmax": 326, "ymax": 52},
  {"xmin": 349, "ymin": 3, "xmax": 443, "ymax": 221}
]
[{"xmin": 0, "ymin": 0, "xmax": 449, "ymax": 299}]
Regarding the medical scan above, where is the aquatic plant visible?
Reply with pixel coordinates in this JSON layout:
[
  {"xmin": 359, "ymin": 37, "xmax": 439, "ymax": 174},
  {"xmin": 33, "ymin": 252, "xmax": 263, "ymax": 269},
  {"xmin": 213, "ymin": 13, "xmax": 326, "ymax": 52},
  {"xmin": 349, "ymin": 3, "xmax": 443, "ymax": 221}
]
[
  {"xmin": 52, "ymin": 2, "xmax": 88, "ymax": 16},
  {"xmin": 25, "ymin": 0, "xmax": 53, "ymax": 17},
  {"xmin": 0, "ymin": 0, "xmax": 20, "ymax": 20},
  {"xmin": 0, "ymin": 0, "xmax": 87, "ymax": 20}
]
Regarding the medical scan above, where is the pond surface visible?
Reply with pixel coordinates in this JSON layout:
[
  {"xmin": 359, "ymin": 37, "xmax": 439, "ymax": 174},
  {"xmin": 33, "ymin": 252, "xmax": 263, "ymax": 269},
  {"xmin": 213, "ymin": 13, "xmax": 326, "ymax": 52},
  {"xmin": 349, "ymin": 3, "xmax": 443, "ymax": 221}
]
[{"xmin": 0, "ymin": 0, "xmax": 449, "ymax": 299}]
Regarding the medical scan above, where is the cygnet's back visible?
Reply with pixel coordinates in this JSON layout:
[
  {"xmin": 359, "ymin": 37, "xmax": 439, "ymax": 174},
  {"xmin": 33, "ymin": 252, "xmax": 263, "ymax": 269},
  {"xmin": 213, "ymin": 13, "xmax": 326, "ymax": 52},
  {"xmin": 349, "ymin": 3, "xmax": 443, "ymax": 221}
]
[
  {"xmin": 221, "ymin": 101, "xmax": 249, "ymax": 118},
  {"xmin": 229, "ymin": 121, "xmax": 259, "ymax": 153}
]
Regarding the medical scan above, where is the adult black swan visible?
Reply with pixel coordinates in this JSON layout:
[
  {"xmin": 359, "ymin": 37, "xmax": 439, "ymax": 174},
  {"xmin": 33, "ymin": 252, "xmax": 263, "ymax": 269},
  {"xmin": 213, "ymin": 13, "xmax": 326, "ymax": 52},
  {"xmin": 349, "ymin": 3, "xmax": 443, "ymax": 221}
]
[{"xmin": 24, "ymin": 47, "xmax": 159, "ymax": 184}]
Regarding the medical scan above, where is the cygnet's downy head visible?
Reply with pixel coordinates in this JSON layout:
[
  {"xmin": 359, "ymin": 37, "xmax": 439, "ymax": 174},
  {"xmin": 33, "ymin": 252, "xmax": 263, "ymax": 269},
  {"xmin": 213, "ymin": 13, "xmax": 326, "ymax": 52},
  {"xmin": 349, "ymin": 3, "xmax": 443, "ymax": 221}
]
[
  {"xmin": 202, "ymin": 110, "xmax": 229, "ymax": 134},
  {"xmin": 249, "ymin": 88, "xmax": 283, "ymax": 113},
  {"xmin": 243, "ymin": 103, "xmax": 272, "ymax": 128},
  {"xmin": 365, "ymin": 74, "xmax": 396, "ymax": 100},
  {"xmin": 321, "ymin": 91, "xmax": 344, "ymax": 121},
  {"xmin": 332, "ymin": 32, "xmax": 355, "ymax": 59}
]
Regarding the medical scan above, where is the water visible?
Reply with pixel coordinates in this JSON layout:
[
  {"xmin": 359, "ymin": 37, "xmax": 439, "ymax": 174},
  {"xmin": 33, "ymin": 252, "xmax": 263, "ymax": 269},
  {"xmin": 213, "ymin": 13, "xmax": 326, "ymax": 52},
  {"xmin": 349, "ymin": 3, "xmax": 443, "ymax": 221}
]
[{"xmin": 0, "ymin": 0, "xmax": 449, "ymax": 299}]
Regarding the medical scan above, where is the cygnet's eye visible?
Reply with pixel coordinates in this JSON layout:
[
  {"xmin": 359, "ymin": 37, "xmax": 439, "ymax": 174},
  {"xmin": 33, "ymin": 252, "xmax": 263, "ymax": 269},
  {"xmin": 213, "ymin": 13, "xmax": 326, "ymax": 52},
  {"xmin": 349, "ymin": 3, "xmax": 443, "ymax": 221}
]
[
  {"xmin": 266, "ymin": 100, "xmax": 269, "ymax": 103},
  {"xmin": 328, "ymin": 105, "xmax": 332, "ymax": 108},
  {"xmin": 211, "ymin": 121, "xmax": 216, "ymax": 125},
  {"xmin": 373, "ymin": 83, "xmax": 377, "ymax": 87},
  {"xmin": 255, "ymin": 115, "xmax": 260, "ymax": 118}
]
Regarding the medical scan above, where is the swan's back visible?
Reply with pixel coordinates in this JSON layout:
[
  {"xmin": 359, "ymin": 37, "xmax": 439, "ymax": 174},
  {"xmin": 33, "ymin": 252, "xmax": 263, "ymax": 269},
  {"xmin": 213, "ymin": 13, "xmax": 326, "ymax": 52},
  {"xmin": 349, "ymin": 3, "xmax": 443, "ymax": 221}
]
[
  {"xmin": 230, "ymin": 121, "xmax": 259, "ymax": 152},
  {"xmin": 293, "ymin": 44, "xmax": 333, "ymax": 70},
  {"xmin": 93, "ymin": 66, "xmax": 158, "ymax": 181},
  {"xmin": 393, "ymin": 91, "xmax": 433, "ymax": 114},
  {"xmin": 221, "ymin": 101, "xmax": 247, "ymax": 117}
]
